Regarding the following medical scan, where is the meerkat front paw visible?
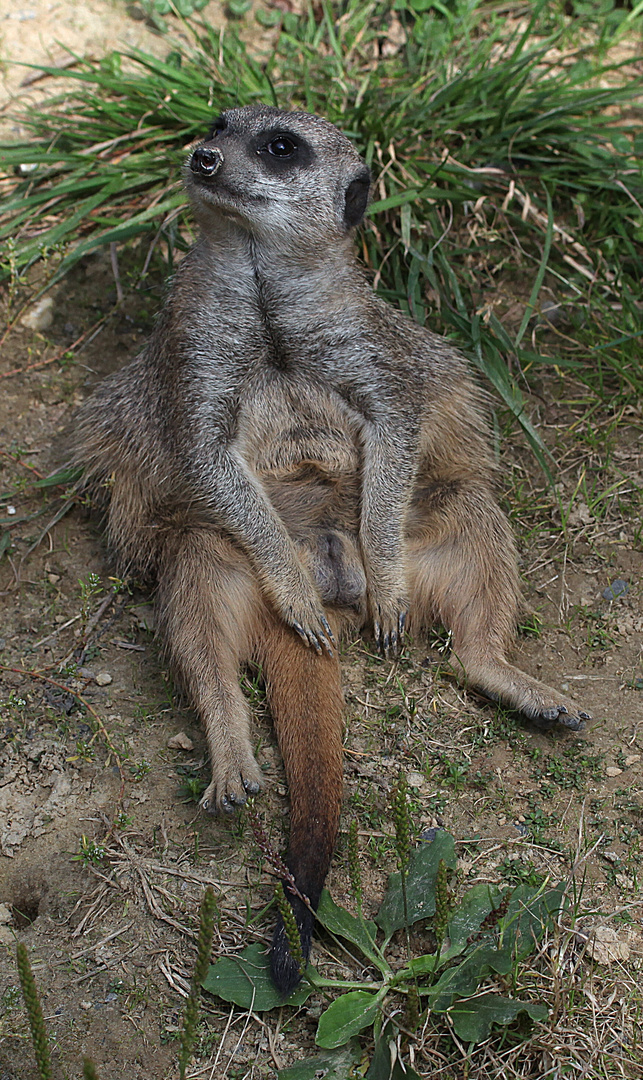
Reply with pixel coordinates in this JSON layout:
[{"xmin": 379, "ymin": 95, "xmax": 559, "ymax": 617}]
[
  {"xmin": 200, "ymin": 746, "xmax": 263, "ymax": 814},
  {"xmin": 281, "ymin": 595, "xmax": 336, "ymax": 655},
  {"xmin": 371, "ymin": 594, "xmax": 409, "ymax": 657}
]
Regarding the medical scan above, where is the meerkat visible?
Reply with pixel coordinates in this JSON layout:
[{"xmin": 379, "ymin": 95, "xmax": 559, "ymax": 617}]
[{"xmin": 70, "ymin": 104, "xmax": 590, "ymax": 995}]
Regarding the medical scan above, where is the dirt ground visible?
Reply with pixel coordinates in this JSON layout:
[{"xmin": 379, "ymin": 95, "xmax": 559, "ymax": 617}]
[{"xmin": 0, "ymin": 4, "xmax": 642, "ymax": 1079}]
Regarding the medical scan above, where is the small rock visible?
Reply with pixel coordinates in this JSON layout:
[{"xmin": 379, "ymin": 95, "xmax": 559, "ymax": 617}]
[
  {"xmin": 606, "ymin": 766, "xmax": 623, "ymax": 777},
  {"xmin": 20, "ymin": 296, "xmax": 55, "ymax": 331},
  {"xmin": 0, "ymin": 903, "xmax": 12, "ymax": 925},
  {"xmin": 406, "ymin": 770, "xmax": 425, "ymax": 788},
  {"xmin": 95, "ymin": 672, "xmax": 113, "ymax": 686},
  {"xmin": 80, "ymin": 1000, "xmax": 93, "ymax": 1010},
  {"xmin": 167, "ymin": 732, "xmax": 194, "ymax": 751},
  {"xmin": 7, "ymin": 505, "xmax": 16, "ymax": 516},
  {"xmin": 625, "ymin": 755, "xmax": 641, "ymax": 767},
  {"xmin": 601, "ymin": 850, "xmax": 620, "ymax": 864},
  {"xmin": 48, "ymin": 574, "xmax": 61, "ymax": 585},
  {"xmin": 585, "ymin": 925, "xmax": 630, "ymax": 964},
  {"xmin": 602, "ymin": 579, "xmax": 629, "ymax": 601}
]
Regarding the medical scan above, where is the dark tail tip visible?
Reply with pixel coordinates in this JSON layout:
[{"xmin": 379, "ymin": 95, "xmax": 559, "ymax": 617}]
[{"xmin": 270, "ymin": 896, "xmax": 314, "ymax": 997}]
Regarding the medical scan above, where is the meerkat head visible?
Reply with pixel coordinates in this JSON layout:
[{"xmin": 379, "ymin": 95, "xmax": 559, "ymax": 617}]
[{"xmin": 184, "ymin": 105, "xmax": 371, "ymax": 248}]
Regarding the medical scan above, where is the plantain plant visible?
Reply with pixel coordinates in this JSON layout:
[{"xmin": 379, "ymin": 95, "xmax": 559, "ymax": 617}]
[{"xmin": 203, "ymin": 824, "xmax": 564, "ymax": 1079}]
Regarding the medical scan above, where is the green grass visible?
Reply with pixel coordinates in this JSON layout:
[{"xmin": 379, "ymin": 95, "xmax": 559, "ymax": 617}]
[{"xmin": 1, "ymin": 0, "xmax": 642, "ymax": 466}]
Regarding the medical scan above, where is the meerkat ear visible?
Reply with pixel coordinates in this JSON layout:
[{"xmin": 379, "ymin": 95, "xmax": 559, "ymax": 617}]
[{"xmin": 343, "ymin": 167, "xmax": 371, "ymax": 229}]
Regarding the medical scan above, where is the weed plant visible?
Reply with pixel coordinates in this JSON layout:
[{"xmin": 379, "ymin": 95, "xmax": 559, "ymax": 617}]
[
  {"xmin": 1, "ymin": 1, "xmax": 642, "ymax": 467},
  {"xmin": 203, "ymin": 826, "xmax": 566, "ymax": 1078}
]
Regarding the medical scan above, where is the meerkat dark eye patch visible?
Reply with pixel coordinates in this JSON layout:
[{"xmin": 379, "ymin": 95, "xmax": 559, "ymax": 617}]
[
  {"xmin": 207, "ymin": 115, "xmax": 228, "ymax": 139},
  {"xmin": 343, "ymin": 167, "xmax": 371, "ymax": 229},
  {"xmin": 255, "ymin": 130, "xmax": 315, "ymax": 172}
]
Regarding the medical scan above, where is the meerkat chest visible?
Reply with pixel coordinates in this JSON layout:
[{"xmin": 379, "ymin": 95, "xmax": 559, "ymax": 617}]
[{"xmin": 233, "ymin": 376, "xmax": 362, "ymax": 481}]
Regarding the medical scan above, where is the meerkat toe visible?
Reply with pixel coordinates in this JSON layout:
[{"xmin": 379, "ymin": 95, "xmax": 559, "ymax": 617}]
[
  {"xmin": 557, "ymin": 710, "xmax": 587, "ymax": 732},
  {"xmin": 539, "ymin": 706, "xmax": 562, "ymax": 722},
  {"xmin": 200, "ymin": 756, "xmax": 263, "ymax": 815},
  {"xmin": 529, "ymin": 702, "xmax": 588, "ymax": 732}
]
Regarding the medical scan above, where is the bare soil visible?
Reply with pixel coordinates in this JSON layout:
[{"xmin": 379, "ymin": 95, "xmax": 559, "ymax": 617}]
[{"xmin": 0, "ymin": 5, "xmax": 642, "ymax": 1079}]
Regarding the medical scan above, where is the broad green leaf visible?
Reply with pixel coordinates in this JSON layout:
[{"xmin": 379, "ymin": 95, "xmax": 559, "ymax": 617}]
[
  {"xmin": 278, "ymin": 1039, "xmax": 362, "ymax": 1079},
  {"xmin": 316, "ymin": 890, "xmax": 382, "ymax": 967},
  {"xmin": 449, "ymin": 993, "xmax": 548, "ymax": 1043},
  {"xmin": 316, "ymin": 989, "xmax": 385, "ymax": 1049},
  {"xmin": 425, "ymin": 945, "xmax": 511, "ymax": 1013},
  {"xmin": 375, "ymin": 831, "xmax": 456, "ymax": 939},
  {"xmin": 502, "ymin": 882, "xmax": 567, "ymax": 960},
  {"xmin": 404, "ymin": 952, "xmax": 438, "ymax": 978},
  {"xmin": 202, "ymin": 943, "xmax": 313, "ymax": 1012},
  {"xmin": 445, "ymin": 883, "xmax": 505, "ymax": 953}
]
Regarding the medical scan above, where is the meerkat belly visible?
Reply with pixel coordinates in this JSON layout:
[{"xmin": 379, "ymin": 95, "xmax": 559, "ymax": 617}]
[{"xmin": 233, "ymin": 382, "xmax": 366, "ymax": 611}]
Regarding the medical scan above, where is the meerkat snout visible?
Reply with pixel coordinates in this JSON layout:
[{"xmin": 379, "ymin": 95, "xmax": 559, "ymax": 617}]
[{"xmin": 190, "ymin": 145, "xmax": 223, "ymax": 177}]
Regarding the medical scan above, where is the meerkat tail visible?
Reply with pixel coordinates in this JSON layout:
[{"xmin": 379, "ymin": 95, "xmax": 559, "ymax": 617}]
[{"xmin": 256, "ymin": 615, "xmax": 345, "ymax": 995}]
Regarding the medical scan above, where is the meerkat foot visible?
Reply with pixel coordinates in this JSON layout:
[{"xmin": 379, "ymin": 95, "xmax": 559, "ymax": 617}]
[
  {"xmin": 515, "ymin": 691, "xmax": 591, "ymax": 732},
  {"xmin": 455, "ymin": 656, "xmax": 591, "ymax": 732},
  {"xmin": 200, "ymin": 744, "xmax": 263, "ymax": 814}
]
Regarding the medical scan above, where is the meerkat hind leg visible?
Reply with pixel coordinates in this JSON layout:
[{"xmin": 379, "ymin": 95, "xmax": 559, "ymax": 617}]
[
  {"xmin": 155, "ymin": 530, "xmax": 265, "ymax": 813},
  {"xmin": 407, "ymin": 486, "xmax": 591, "ymax": 729}
]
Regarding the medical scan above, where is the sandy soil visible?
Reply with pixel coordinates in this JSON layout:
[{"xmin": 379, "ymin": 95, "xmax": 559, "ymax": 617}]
[
  {"xmin": 0, "ymin": 0, "xmax": 225, "ymax": 136},
  {"xmin": 0, "ymin": 4, "xmax": 642, "ymax": 1079}
]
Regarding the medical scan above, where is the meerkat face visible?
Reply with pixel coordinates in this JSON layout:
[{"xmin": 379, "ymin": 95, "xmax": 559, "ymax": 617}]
[{"xmin": 184, "ymin": 105, "xmax": 371, "ymax": 246}]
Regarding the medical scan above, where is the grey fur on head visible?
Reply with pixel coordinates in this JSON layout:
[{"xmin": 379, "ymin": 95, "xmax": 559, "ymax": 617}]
[{"xmin": 184, "ymin": 105, "xmax": 371, "ymax": 244}]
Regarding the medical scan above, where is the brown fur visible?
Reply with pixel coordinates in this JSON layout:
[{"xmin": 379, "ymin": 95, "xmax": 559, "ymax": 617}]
[{"xmin": 70, "ymin": 105, "xmax": 590, "ymax": 994}]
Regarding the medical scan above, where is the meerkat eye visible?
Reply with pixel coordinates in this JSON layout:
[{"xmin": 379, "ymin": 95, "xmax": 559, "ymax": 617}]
[{"xmin": 265, "ymin": 136, "xmax": 298, "ymax": 158}]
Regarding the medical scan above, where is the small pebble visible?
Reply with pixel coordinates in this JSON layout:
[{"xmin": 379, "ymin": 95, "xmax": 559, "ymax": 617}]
[
  {"xmin": 406, "ymin": 770, "xmax": 425, "ymax": 788},
  {"xmin": 95, "ymin": 672, "xmax": 113, "ymax": 686},
  {"xmin": 48, "ymin": 573, "xmax": 61, "ymax": 584},
  {"xmin": 80, "ymin": 1001, "xmax": 93, "ymax": 1011},
  {"xmin": 625, "ymin": 755, "xmax": 641, "ymax": 767},
  {"xmin": 167, "ymin": 732, "xmax": 194, "ymax": 751},
  {"xmin": 602, "ymin": 579, "xmax": 629, "ymax": 601},
  {"xmin": 20, "ymin": 296, "xmax": 55, "ymax": 331},
  {"xmin": 606, "ymin": 766, "xmax": 623, "ymax": 777},
  {"xmin": 7, "ymin": 505, "xmax": 16, "ymax": 516},
  {"xmin": 0, "ymin": 904, "xmax": 12, "ymax": 925}
]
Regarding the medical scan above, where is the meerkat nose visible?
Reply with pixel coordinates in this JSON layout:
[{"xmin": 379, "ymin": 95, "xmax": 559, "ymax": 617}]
[{"xmin": 190, "ymin": 146, "xmax": 223, "ymax": 177}]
